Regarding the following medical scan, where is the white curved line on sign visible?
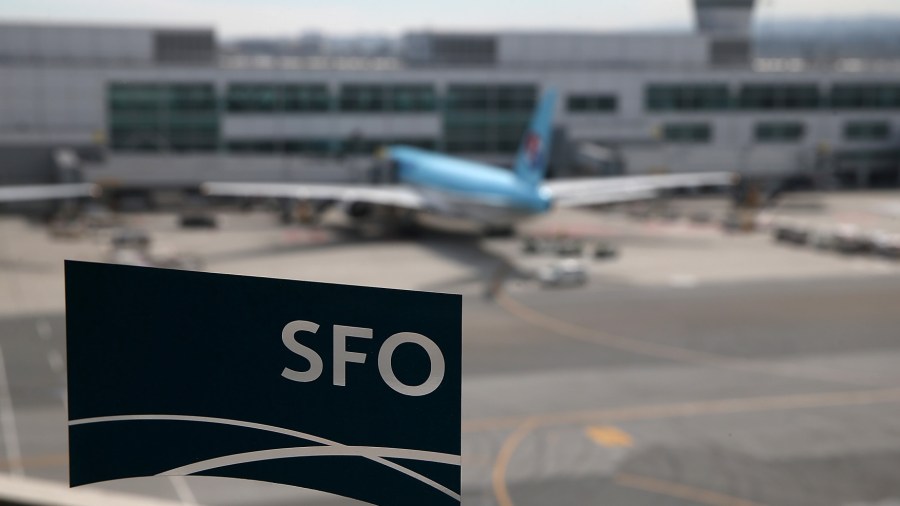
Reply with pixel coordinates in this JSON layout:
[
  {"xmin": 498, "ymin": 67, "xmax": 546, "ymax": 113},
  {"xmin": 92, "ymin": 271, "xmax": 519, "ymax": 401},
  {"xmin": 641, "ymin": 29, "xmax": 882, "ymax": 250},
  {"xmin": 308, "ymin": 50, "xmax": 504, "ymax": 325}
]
[
  {"xmin": 162, "ymin": 445, "xmax": 459, "ymax": 474},
  {"xmin": 69, "ymin": 414, "xmax": 460, "ymax": 501}
]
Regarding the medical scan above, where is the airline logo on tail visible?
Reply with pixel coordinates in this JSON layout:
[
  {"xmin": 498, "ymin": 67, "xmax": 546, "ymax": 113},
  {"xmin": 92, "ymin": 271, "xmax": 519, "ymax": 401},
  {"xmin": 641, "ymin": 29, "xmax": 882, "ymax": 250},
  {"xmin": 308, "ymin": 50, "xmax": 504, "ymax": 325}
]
[
  {"xmin": 514, "ymin": 89, "xmax": 555, "ymax": 186},
  {"xmin": 524, "ymin": 131, "xmax": 544, "ymax": 170}
]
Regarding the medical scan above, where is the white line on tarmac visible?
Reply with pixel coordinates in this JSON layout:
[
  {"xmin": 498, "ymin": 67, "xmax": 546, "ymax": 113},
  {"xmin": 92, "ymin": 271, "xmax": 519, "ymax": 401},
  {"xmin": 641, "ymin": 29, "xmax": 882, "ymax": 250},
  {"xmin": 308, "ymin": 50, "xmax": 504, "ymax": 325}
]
[
  {"xmin": 668, "ymin": 274, "xmax": 698, "ymax": 288},
  {"xmin": 34, "ymin": 320, "xmax": 52, "ymax": 341},
  {"xmin": 47, "ymin": 350, "xmax": 64, "ymax": 374},
  {"xmin": 0, "ymin": 345, "xmax": 24, "ymax": 475},
  {"xmin": 168, "ymin": 476, "xmax": 198, "ymax": 505}
]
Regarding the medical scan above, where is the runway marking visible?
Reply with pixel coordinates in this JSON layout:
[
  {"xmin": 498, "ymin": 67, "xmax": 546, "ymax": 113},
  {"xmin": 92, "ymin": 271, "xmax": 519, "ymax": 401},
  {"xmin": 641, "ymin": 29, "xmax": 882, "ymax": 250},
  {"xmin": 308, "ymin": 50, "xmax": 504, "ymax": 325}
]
[
  {"xmin": 0, "ymin": 345, "xmax": 24, "ymax": 475},
  {"xmin": 614, "ymin": 472, "xmax": 768, "ymax": 506},
  {"xmin": 492, "ymin": 418, "xmax": 766, "ymax": 506},
  {"xmin": 47, "ymin": 350, "xmax": 64, "ymax": 374},
  {"xmin": 585, "ymin": 425, "xmax": 633, "ymax": 447},
  {"xmin": 10, "ymin": 385, "xmax": 900, "ymax": 506},
  {"xmin": 168, "ymin": 475, "xmax": 198, "ymax": 505},
  {"xmin": 491, "ymin": 418, "xmax": 537, "ymax": 506},
  {"xmin": 495, "ymin": 291, "xmax": 879, "ymax": 388},
  {"xmin": 669, "ymin": 274, "xmax": 699, "ymax": 288},
  {"xmin": 35, "ymin": 320, "xmax": 52, "ymax": 341}
]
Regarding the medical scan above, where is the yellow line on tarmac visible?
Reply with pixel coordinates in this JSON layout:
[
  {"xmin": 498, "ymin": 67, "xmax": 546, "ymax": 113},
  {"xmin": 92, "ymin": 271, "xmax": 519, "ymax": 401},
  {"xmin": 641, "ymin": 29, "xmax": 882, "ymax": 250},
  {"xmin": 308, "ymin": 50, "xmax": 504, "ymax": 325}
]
[
  {"xmin": 486, "ymin": 388, "xmax": 900, "ymax": 506},
  {"xmin": 614, "ymin": 472, "xmax": 768, "ymax": 506},
  {"xmin": 484, "ymin": 292, "xmax": 900, "ymax": 506},
  {"xmin": 490, "ymin": 416, "xmax": 773, "ymax": 506},
  {"xmin": 491, "ymin": 418, "xmax": 537, "ymax": 506},
  {"xmin": 585, "ymin": 425, "xmax": 633, "ymax": 447}
]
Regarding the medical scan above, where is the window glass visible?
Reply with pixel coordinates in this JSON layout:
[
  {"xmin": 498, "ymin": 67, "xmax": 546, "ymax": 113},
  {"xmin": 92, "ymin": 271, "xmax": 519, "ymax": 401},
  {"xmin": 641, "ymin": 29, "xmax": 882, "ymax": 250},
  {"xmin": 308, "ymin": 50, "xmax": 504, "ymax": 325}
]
[
  {"xmin": 739, "ymin": 84, "xmax": 821, "ymax": 110},
  {"xmin": 567, "ymin": 94, "xmax": 618, "ymax": 113},
  {"xmin": 109, "ymin": 82, "xmax": 219, "ymax": 152},
  {"xmin": 845, "ymin": 121, "xmax": 891, "ymax": 141},
  {"xmin": 662, "ymin": 123, "xmax": 712, "ymax": 143},
  {"xmin": 444, "ymin": 84, "xmax": 536, "ymax": 153},
  {"xmin": 646, "ymin": 84, "xmax": 730, "ymax": 111},
  {"xmin": 755, "ymin": 122, "xmax": 805, "ymax": 142}
]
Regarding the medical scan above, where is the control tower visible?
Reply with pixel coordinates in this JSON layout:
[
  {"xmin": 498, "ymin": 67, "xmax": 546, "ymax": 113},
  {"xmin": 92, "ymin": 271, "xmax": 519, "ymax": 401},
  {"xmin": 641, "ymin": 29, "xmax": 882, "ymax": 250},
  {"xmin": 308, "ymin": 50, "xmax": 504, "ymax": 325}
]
[{"xmin": 694, "ymin": 0, "xmax": 757, "ymax": 66}]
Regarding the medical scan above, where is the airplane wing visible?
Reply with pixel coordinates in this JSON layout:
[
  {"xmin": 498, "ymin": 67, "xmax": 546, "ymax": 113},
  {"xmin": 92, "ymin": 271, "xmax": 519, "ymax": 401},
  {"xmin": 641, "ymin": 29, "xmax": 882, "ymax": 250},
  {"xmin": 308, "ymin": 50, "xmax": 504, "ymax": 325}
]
[
  {"xmin": 202, "ymin": 182, "xmax": 427, "ymax": 210},
  {"xmin": 0, "ymin": 183, "xmax": 98, "ymax": 203},
  {"xmin": 543, "ymin": 172, "xmax": 733, "ymax": 208}
]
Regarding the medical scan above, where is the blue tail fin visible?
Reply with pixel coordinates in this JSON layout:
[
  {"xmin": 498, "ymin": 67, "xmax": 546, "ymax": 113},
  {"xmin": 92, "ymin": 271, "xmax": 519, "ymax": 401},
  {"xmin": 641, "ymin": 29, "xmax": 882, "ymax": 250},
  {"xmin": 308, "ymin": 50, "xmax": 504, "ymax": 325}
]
[{"xmin": 513, "ymin": 89, "xmax": 557, "ymax": 187}]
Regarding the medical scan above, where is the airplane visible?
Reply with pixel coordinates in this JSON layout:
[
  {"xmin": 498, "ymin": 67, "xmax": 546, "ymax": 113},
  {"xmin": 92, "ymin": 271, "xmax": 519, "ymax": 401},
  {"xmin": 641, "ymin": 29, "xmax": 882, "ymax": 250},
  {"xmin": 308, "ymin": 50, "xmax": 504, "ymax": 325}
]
[{"xmin": 203, "ymin": 90, "xmax": 732, "ymax": 234}]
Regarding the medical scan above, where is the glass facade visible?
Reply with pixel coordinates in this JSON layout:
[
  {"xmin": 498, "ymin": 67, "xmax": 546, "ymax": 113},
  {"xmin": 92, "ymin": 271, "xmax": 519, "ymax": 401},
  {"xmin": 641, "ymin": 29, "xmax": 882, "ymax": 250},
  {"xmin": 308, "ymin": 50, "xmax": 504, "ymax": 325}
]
[
  {"xmin": 738, "ymin": 84, "xmax": 821, "ymax": 110},
  {"xmin": 567, "ymin": 94, "xmax": 617, "ymax": 113},
  {"xmin": 339, "ymin": 84, "xmax": 436, "ymax": 112},
  {"xmin": 844, "ymin": 121, "xmax": 891, "ymax": 141},
  {"xmin": 443, "ymin": 84, "xmax": 536, "ymax": 153},
  {"xmin": 831, "ymin": 84, "xmax": 900, "ymax": 109},
  {"xmin": 226, "ymin": 139, "xmax": 332, "ymax": 155},
  {"xmin": 646, "ymin": 84, "xmax": 730, "ymax": 111},
  {"xmin": 108, "ymin": 82, "xmax": 219, "ymax": 152},
  {"xmin": 755, "ymin": 122, "xmax": 805, "ymax": 143},
  {"xmin": 645, "ymin": 83, "xmax": 900, "ymax": 112},
  {"xmin": 662, "ymin": 123, "xmax": 712, "ymax": 143},
  {"xmin": 105, "ymin": 79, "xmax": 900, "ymax": 157},
  {"xmin": 226, "ymin": 84, "xmax": 330, "ymax": 113},
  {"xmin": 339, "ymin": 137, "xmax": 436, "ymax": 154}
]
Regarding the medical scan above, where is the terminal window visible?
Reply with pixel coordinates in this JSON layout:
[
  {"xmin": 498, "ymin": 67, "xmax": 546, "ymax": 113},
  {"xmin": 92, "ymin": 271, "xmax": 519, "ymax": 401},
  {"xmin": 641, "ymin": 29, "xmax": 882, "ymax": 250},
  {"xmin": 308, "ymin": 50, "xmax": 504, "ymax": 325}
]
[
  {"xmin": 844, "ymin": 121, "xmax": 891, "ymax": 141},
  {"xmin": 339, "ymin": 84, "xmax": 436, "ymax": 112},
  {"xmin": 108, "ymin": 82, "xmax": 219, "ymax": 152},
  {"xmin": 226, "ymin": 139, "xmax": 334, "ymax": 155},
  {"xmin": 662, "ymin": 123, "xmax": 712, "ymax": 143},
  {"xmin": 739, "ymin": 84, "xmax": 821, "ymax": 110},
  {"xmin": 445, "ymin": 85, "xmax": 535, "ymax": 112},
  {"xmin": 391, "ymin": 85, "xmax": 437, "ymax": 111},
  {"xmin": 227, "ymin": 84, "xmax": 330, "ymax": 113},
  {"xmin": 444, "ymin": 84, "xmax": 536, "ymax": 153},
  {"xmin": 646, "ymin": 84, "xmax": 730, "ymax": 111},
  {"xmin": 831, "ymin": 84, "xmax": 900, "ymax": 109},
  {"xmin": 755, "ymin": 122, "xmax": 805, "ymax": 143},
  {"xmin": 339, "ymin": 138, "xmax": 437, "ymax": 154},
  {"xmin": 567, "ymin": 95, "xmax": 617, "ymax": 113}
]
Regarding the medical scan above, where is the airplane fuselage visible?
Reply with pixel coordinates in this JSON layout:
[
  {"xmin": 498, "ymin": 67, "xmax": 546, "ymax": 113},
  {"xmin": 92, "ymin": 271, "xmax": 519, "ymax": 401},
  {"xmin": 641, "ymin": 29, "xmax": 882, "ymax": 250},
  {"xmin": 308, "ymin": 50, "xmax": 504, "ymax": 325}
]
[{"xmin": 388, "ymin": 146, "xmax": 552, "ymax": 227}]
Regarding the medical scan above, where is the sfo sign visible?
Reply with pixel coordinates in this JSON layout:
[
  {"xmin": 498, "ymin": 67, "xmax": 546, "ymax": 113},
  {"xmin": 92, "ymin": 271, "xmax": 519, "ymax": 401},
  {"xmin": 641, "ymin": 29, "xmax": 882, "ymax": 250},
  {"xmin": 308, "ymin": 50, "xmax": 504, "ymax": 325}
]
[{"xmin": 281, "ymin": 321, "xmax": 445, "ymax": 397}]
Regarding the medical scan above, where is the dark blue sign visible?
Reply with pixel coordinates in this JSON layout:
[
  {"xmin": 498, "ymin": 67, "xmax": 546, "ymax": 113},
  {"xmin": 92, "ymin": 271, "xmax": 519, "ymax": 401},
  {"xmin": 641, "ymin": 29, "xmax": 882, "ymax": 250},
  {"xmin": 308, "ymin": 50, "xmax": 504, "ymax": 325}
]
[{"xmin": 65, "ymin": 261, "xmax": 461, "ymax": 505}]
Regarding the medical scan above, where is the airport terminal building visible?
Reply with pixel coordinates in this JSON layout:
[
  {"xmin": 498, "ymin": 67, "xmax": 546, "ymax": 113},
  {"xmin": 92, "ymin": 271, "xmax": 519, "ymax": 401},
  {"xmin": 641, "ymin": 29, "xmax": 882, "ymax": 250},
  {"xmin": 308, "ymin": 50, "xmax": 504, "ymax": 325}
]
[{"xmin": 3, "ymin": 0, "xmax": 900, "ymax": 191}]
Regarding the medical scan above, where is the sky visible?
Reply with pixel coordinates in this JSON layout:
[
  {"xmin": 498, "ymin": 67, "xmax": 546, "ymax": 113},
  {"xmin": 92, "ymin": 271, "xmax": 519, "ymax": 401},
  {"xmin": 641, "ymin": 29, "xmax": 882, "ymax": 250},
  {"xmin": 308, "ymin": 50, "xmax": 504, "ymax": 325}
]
[{"xmin": 1, "ymin": 0, "xmax": 900, "ymax": 37}]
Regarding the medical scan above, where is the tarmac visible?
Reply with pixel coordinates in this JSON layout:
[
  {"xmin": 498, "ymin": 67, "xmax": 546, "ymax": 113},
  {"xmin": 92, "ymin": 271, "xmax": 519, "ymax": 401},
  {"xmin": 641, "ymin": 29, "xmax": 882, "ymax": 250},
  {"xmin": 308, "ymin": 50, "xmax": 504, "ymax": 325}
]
[{"xmin": 2, "ymin": 191, "xmax": 900, "ymax": 505}]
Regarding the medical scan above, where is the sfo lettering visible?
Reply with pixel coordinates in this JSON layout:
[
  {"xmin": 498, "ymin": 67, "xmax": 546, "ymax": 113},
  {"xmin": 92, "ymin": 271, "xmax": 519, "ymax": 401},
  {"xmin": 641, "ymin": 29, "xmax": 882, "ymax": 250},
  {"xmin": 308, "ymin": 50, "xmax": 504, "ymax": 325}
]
[{"xmin": 280, "ymin": 320, "xmax": 445, "ymax": 397}]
